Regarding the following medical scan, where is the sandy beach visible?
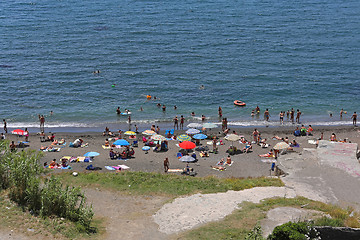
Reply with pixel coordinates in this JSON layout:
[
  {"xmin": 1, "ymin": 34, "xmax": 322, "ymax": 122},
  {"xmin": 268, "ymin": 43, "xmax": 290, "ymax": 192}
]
[{"xmin": 4, "ymin": 125, "xmax": 359, "ymax": 178}]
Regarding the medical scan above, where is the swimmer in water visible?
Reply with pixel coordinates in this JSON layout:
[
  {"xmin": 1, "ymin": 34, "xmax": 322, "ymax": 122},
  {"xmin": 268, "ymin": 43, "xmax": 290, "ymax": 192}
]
[
  {"xmin": 116, "ymin": 107, "xmax": 121, "ymax": 114},
  {"xmin": 93, "ymin": 70, "xmax": 100, "ymax": 74},
  {"xmin": 174, "ymin": 105, "xmax": 177, "ymax": 110},
  {"xmin": 140, "ymin": 106, "xmax": 143, "ymax": 111},
  {"xmin": 199, "ymin": 85, "xmax": 205, "ymax": 90},
  {"xmin": 191, "ymin": 112, "xmax": 195, "ymax": 116}
]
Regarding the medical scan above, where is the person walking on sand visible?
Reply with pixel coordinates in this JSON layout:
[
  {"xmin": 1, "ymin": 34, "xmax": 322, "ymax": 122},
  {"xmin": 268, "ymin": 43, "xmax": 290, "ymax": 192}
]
[
  {"xmin": 296, "ymin": 109, "xmax": 301, "ymax": 123},
  {"xmin": 180, "ymin": 115, "xmax": 185, "ymax": 130},
  {"xmin": 39, "ymin": 115, "xmax": 45, "ymax": 132},
  {"xmin": 253, "ymin": 128, "xmax": 259, "ymax": 143},
  {"xmin": 264, "ymin": 109, "xmax": 270, "ymax": 121},
  {"xmin": 164, "ymin": 157, "xmax": 169, "ymax": 173},
  {"xmin": 24, "ymin": 128, "xmax": 29, "ymax": 142},
  {"xmin": 351, "ymin": 112, "xmax": 357, "ymax": 125},
  {"xmin": 173, "ymin": 116, "xmax": 179, "ymax": 130},
  {"xmin": 212, "ymin": 137, "xmax": 217, "ymax": 152},
  {"xmin": 3, "ymin": 119, "xmax": 7, "ymax": 133}
]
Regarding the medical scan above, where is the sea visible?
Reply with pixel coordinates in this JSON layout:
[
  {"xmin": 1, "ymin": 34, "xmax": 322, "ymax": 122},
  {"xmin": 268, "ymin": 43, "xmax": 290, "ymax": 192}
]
[{"xmin": 1, "ymin": 0, "xmax": 359, "ymax": 132}]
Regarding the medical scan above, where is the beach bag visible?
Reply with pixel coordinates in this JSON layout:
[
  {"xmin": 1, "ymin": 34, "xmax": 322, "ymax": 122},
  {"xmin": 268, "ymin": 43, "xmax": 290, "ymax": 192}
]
[{"xmin": 294, "ymin": 130, "xmax": 300, "ymax": 136}]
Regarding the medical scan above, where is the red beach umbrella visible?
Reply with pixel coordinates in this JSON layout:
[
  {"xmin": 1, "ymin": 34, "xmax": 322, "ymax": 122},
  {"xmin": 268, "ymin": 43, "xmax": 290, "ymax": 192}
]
[
  {"xmin": 179, "ymin": 141, "xmax": 196, "ymax": 150},
  {"xmin": 12, "ymin": 129, "xmax": 26, "ymax": 135}
]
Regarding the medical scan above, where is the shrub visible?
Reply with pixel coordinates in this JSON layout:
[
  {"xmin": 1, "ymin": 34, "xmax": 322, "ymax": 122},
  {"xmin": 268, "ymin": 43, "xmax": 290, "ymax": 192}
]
[{"xmin": 268, "ymin": 221, "xmax": 320, "ymax": 240}]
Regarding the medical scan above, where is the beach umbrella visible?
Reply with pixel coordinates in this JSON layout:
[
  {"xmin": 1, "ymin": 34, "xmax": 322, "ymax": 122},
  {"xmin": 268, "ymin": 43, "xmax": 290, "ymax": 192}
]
[
  {"xmin": 202, "ymin": 123, "xmax": 218, "ymax": 129},
  {"xmin": 124, "ymin": 131, "xmax": 136, "ymax": 136},
  {"xmin": 177, "ymin": 134, "xmax": 191, "ymax": 142},
  {"xmin": 273, "ymin": 142, "xmax": 290, "ymax": 150},
  {"xmin": 142, "ymin": 146, "xmax": 150, "ymax": 154},
  {"xmin": 224, "ymin": 134, "xmax": 241, "ymax": 147},
  {"xmin": 224, "ymin": 134, "xmax": 241, "ymax": 142},
  {"xmin": 151, "ymin": 134, "xmax": 166, "ymax": 141},
  {"xmin": 187, "ymin": 123, "xmax": 203, "ymax": 128},
  {"xmin": 12, "ymin": 129, "xmax": 26, "ymax": 135},
  {"xmin": 84, "ymin": 152, "xmax": 100, "ymax": 157},
  {"xmin": 113, "ymin": 139, "xmax": 130, "ymax": 146},
  {"xmin": 179, "ymin": 141, "xmax": 196, "ymax": 150},
  {"xmin": 186, "ymin": 128, "xmax": 200, "ymax": 135},
  {"xmin": 142, "ymin": 130, "xmax": 156, "ymax": 135},
  {"xmin": 178, "ymin": 155, "xmax": 196, "ymax": 163},
  {"xmin": 193, "ymin": 133, "xmax": 207, "ymax": 140}
]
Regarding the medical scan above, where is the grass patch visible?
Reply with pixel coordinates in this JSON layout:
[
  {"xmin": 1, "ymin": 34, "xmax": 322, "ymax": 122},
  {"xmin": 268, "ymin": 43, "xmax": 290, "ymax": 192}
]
[
  {"xmin": 177, "ymin": 197, "xmax": 360, "ymax": 240},
  {"xmin": 0, "ymin": 190, "xmax": 103, "ymax": 239},
  {"xmin": 55, "ymin": 172, "xmax": 284, "ymax": 197}
]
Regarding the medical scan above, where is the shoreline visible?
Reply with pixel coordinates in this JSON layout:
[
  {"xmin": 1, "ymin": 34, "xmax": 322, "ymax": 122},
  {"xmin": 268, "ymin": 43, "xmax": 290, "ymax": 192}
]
[{"xmin": 3, "ymin": 119, "xmax": 357, "ymax": 134}]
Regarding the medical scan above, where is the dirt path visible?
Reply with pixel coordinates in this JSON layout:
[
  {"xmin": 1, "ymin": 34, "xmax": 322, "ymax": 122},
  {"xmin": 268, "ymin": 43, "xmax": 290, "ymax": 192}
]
[{"xmin": 84, "ymin": 188, "xmax": 169, "ymax": 240}]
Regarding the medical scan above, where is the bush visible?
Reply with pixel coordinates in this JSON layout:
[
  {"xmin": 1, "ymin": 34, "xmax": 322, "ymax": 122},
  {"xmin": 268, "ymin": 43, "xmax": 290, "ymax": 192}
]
[
  {"xmin": 268, "ymin": 221, "xmax": 320, "ymax": 240},
  {"xmin": 0, "ymin": 142, "xmax": 93, "ymax": 232}
]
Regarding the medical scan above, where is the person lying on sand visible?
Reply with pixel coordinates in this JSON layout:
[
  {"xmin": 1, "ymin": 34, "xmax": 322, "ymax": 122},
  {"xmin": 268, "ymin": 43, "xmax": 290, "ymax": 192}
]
[
  {"xmin": 211, "ymin": 165, "xmax": 225, "ymax": 171},
  {"xmin": 217, "ymin": 158, "xmax": 225, "ymax": 166},
  {"xmin": 242, "ymin": 142, "xmax": 252, "ymax": 153},
  {"xmin": 259, "ymin": 149, "xmax": 275, "ymax": 158}
]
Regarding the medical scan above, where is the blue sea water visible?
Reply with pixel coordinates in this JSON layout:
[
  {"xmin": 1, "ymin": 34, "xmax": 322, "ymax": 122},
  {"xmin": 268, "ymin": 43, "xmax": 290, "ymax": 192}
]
[{"xmin": 1, "ymin": 0, "xmax": 359, "ymax": 130}]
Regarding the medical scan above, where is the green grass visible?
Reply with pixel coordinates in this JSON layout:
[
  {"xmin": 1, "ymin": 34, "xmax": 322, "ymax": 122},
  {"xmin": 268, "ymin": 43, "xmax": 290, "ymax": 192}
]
[
  {"xmin": 0, "ymin": 191, "xmax": 103, "ymax": 239},
  {"xmin": 55, "ymin": 172, "xmax": 284, "ymax": 197},
  {"xmin": 177, "ymin": 197, "xmax": 360, "ymax": 240}
]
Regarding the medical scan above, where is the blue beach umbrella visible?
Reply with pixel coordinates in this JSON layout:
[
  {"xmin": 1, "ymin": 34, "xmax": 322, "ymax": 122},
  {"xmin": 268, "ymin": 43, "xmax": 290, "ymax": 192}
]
[
  {"xmin": 177, "ymin": 134, "xmax": 191, "ymax": 142},
  {"xmin": 142, "ymin": 146, "xmax": 150, "ymax": 154},
  {"xmin": 186, "ymin": 128, "xmax": 200, "ymax": 135},
  {"xmin": 84, "ymin": 152, "xmax": 100, "ymax": 157},
  {"xmin": 113, "ymin": 139, "xmax": 130, "ymax": 146},
  {"xmin": 193, "ymin": 133, "xmax": 207, "ymax": 140}
]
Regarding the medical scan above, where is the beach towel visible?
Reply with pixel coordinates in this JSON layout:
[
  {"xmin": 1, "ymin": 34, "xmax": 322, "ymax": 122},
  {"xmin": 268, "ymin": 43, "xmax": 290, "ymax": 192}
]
[
  {"xmin": 225, "ymin": 161, "xmax": 233, "ymax": 166},
  {"xmin": 167, "ymin": 169, "xmax": 183, "ymax": 173},
  {"xmin": 308, "ymin": 140, "xmax": 317, "ymax": 145},
  {"xmin": 61, "ymin": 166, "xmax": 72, "ymax": 169},
  {"xmin": 118, "ymin": 164, "xmax": 130, "ymax": 169},
  {"xmin": 261, "ymin": 159, "xmax": 277, "ymax": 163},
  {"xmin": 102, "ymin": 145, "xmax": 111, "ymax": 149},
  {"xmin": 105, "ymin": 166, "xmax": 116, "ymax": 170},
  {"xmin": 207, "ymin": 141, "xmax": 220, "ymax": 146}
]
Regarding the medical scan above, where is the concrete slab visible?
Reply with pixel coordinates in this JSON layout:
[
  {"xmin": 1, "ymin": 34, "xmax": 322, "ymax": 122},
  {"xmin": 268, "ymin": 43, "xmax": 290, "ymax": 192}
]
[{"xmin": 317, "ymin": 141, "xmax": 360, "ymax": 178}]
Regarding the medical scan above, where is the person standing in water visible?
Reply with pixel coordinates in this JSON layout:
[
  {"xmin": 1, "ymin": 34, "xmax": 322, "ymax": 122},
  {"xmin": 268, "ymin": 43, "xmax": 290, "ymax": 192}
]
[
  {"xmin": 173, "ymin": 116, "xmax": 179, "ymax": 130},
  {"xmin": 290, "ymin": 108, "xmax": 295, "ymax": 123},
  {"xmin": 180, "ymin": 115, "xmax": 185, "ymax": 130},
  {"xmin": 116, "ymin": 107, "xmax": 121, "ymax": 114},
  {"xmin": 296, "ymin": 109, "xmax": 301, "ymax": 123},
  {"xmin": 39, "ymin": 115, "xmax": 45, "ymax": 132},
  {"xmin": 3, "ymin": 119, "xmax": 7, "ymax": 133},
  {"xmin": 279, "ymin": 111, "xmax": 284, "ymax": 124},
  {"xmin": 351, "ymin": 112, "xmax": 357, "ymax": 125},
  {"xmin": 218, "ymin": 106, "xmax": 222, "ymax": 118},
  {"xmin": 162, "ymin": 105, "xmax": 166, "ymax": 112},
  {"xmin": 264, "ymin": 109, "xmax": 270, "ymax": 121}
]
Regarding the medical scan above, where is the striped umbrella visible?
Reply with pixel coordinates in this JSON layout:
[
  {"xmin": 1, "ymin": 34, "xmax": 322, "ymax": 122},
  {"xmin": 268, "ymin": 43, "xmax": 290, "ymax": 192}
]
[
  {"xmin": 124, "ymin": 131, "xmax": 136, "ymax": 136},
  {"xmin": 12, "ymin": 129, "xmax": 26, "ymax": 135},
  {"xmin": 151, "ymin": 134, "xmax": 166, "ymax": 141},
  {"xmin": 177, "ymin": 134, "xmax": 191, "ymax": 142},
  {"xmin": 142, "ymin": 130, "xmax": 156, "ymax": 135}
]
